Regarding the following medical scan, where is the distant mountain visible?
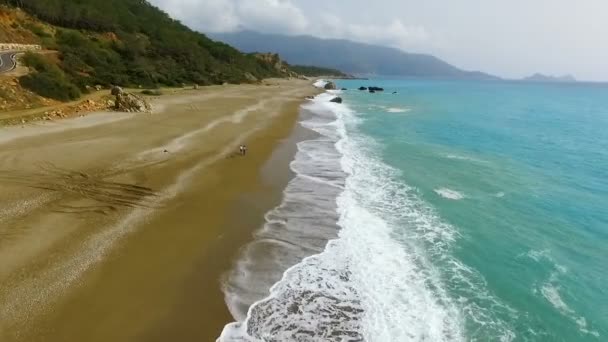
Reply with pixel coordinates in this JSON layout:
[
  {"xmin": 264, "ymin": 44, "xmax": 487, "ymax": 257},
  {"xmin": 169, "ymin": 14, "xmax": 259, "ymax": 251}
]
[
  {"xmin": 523, "ymin": 73, "xmax": 576, "ymax": 83},
  {"xmin": 209, "ymin": 31, "xmax": 499, "ymax": 80}
]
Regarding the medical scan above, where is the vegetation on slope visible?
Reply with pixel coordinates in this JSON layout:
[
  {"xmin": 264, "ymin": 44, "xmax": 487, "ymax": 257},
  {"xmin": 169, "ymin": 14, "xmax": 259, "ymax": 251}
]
[
  {"xmin": 0, "ymin": 0, "xmax": 294, "ymax": 100},
  {"xmin": 19, "ymin": 52, "xmax": 81, "ymax": 101},
  {"xmin": 289, "ymin": 65, "xmax": 348, "ymax": 77}
]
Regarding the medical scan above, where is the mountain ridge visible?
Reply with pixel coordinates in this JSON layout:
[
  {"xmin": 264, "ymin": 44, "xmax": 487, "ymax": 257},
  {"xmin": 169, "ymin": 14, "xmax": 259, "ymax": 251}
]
[{"xmin": 210, "ymin": 30, "xmax": 499, "ymax": 80}]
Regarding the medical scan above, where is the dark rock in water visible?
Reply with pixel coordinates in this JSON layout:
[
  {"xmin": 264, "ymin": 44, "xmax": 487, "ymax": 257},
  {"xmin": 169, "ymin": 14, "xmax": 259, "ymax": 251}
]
[
  {"xmin": 358, "ymin": 86, "xmax": 367, "ymax": 91},
  {"xmin": 368, "ymin": 86, "xmax": 384, "ymax": 92},
  {"xmin": 324, "ymin": 81, "xmax": 337, "ymax": 90},
  {"xmin": 369, "ymin": 90, "xmax": 376, "ymax": 93},
  {"xmin": 341, "ymin": 88, "xmax": 348, "ymax": 91},
  {"xmin": 330, "ymin": 97, "xmax": 343, "ymax": 103},
  {"xmin": 392, "ymin": 91, "xmax": 398, "ymax": 94}
]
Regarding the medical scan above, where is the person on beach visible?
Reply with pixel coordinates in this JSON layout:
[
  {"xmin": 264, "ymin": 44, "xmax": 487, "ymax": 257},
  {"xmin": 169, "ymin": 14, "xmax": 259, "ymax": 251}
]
[{"xmin": 239, "ymin": 145, "xmax": 248, "ymax": 156}]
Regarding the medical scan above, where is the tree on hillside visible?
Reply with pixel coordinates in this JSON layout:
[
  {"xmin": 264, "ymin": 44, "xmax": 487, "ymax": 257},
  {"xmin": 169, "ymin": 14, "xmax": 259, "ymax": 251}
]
[{"xmin": 1, "ymin": 0, "xmax": 293, "ymax": 100}]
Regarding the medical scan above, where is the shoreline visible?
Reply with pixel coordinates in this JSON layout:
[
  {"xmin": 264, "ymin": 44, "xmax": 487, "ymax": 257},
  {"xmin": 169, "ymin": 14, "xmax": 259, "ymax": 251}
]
[
  {"xmin": 222, "ymin": 107, "xmax": 323, "ymax": 322},
  {"xmin": 138, "ymin": 97, "xmax": 318, "ymax": 342},
  {"xmin": 0, "ymin": 79, "xmax": 320, "ymax": 341}
]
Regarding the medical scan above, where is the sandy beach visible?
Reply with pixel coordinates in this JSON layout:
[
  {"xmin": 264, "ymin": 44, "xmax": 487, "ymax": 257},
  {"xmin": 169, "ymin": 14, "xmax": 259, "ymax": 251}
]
[{"xmin": 0, "ymin": 79, "xmax": 319, "ymax": 342}]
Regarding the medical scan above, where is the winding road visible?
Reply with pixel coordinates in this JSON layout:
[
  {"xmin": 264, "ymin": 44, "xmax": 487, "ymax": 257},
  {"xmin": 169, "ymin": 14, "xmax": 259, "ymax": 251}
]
[{"xmin": 0, "ymin": 51, "xmax": 18, "ymax": 74}]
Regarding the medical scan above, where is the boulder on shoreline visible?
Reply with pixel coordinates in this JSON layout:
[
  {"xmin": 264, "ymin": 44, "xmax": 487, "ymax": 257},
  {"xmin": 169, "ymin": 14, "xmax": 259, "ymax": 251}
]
[
  {"xmin": 330, "ymin": 97, "xmax": 343, "ymax": 104},
  {"xmin": 324, "ymin": 81, "xmax": 337, "ymax": 90},
  {"xmin": 114, "ymin": 92, "xmax": 152, "ymax": 113},
  {"xmin": 111, "ymin": 85, "xmax": 124, "ymax": 96}
]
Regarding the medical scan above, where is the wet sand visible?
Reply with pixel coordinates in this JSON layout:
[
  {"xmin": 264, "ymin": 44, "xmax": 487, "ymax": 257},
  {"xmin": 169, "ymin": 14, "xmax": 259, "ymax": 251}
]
[{"xmin": 0, "ymin": 79, "xmax": 319, "ymax": 341}]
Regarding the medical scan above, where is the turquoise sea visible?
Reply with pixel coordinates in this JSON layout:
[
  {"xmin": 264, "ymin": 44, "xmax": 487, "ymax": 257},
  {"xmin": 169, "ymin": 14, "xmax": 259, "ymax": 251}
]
[{"xmin": 221, "ymin": 79, "xmax": 608, "ymax": 341}]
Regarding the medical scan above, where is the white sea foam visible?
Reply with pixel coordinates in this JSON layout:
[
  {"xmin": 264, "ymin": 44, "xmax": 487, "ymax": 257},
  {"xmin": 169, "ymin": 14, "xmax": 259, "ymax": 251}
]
[
  {"xmin": 386, "ymin": 107, "xmax": 411, "ymax": 113},
  {"xmin": 220, "ymin": 91, "xmax": 516, "ymax": 341},
  {"xmin": 369, "ymin": 105, "xmax": 411, "ymax": 114},
  {"xmin": 313, "ymin": 79, "xmax": 328, "ymax": 88},
  {"xmin": 525, "ymin": 250, "xmax": 600, "ymax": 337},
  {"xmin": 434, "ymin": 188, "xmax": 465, "ymax": 200},
  {"xmin": 443, "ymin": 154, "xmax": 485, "ymax": 163},
  {"xmin": 540, "ymin": 276, "xmax": 599, "ymax": 337}
]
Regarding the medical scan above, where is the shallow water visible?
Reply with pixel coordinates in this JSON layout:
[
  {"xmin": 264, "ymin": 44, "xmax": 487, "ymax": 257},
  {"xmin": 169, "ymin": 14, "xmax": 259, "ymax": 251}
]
[{"xmin": 221, "ymin": 80, "xmax": 608, "ymax": 341}]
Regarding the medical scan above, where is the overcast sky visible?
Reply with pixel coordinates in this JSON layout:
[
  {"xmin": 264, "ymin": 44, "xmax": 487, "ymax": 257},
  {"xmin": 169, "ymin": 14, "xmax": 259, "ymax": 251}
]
[{"xmin": 149, "ymin": 0, "xmax": 608, "ymax": 81}]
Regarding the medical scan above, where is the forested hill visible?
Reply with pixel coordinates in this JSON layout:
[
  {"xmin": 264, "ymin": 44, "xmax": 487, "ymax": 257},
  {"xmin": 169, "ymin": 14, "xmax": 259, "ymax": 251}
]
[{"xmin": 0, "ymin": 0, "xmax": 294, "ymax": 99}]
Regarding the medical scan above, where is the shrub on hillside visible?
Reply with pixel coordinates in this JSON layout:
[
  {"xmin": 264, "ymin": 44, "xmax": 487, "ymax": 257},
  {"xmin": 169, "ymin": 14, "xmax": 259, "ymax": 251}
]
[
  {"xmin": 20, "ymin": 52, "xmax": 81, "ymax": 101},
  {"xmin": 23, "ymin": 22, "xmax": 51, "ymax": 37},
  {"xmin": 290, "ymin": 65, "xmax": 347, "ymax": 77}
]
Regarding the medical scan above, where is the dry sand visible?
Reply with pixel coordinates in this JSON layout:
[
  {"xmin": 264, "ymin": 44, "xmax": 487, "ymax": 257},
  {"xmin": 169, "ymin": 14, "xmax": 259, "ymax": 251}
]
[{"xmin": 0, "ymin": 79, "xmax": 319, "ymax": 342}]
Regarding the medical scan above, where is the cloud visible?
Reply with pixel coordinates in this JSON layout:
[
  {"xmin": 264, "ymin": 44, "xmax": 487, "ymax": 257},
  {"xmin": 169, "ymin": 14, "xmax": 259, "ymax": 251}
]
[
  {"xmin": 148, "ymin": 0, "xmax": 429, "ymax": 49},
  {"xmin": 150, "ymin": 0, "xmax": 431, "ymax": 54},
  {"xmin": 236, "ymin": 0, "xmax": 308, "ymax": 34},
  {"xmin": 149, "ymin": 0, "xmax": 239, "ymax": 32},
  {"xmin": 317, "ymin": 14, "xmax": 430, "ymax": 50},
  {"xmin": 148, "ymin": 0, "xmax": 308, "ymax": 34}
]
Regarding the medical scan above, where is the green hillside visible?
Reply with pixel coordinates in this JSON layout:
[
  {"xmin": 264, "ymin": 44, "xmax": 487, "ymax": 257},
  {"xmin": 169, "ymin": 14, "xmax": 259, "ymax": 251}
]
[
  {"xmin": 289, "ymin": 65, "xmax": 348, "ymax": 77},
  {"xmin": 1, "ymin": 0, "xmax": 293, "ymax": 100}
]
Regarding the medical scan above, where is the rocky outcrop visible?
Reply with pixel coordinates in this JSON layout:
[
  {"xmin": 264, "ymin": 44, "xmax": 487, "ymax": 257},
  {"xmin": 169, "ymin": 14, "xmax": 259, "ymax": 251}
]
[
  {"xmin": 110, "ymin": 85, "xmax": 150, "ymax": 112},
  {"xmin": 244, "ymin": 72, "xmax": 259, "ymax": 83},
  {"xmin": 324, "ymin": 81, "xmax": 337, "ymax": 90},
  {"xmin": 368, "ymin": 86, "xmax": 384, "ymax": 92},
  {"xmin": 114, "ymin": 92, "xmax": 151, "ymax": 113},
  {"xmin": 111, "ymin": 85, "xmax": 123, "ymax": 96},
  {"xmin": 330, "ymin": 97, "xmax": 343, "ymax": 104},
  {"xmin": 254, "ymin": 53, "xmax": 299, "ymax": 78},
  {"xmin": 358, "ymin": 86, "xmax": 367, "ymax": 91}
]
